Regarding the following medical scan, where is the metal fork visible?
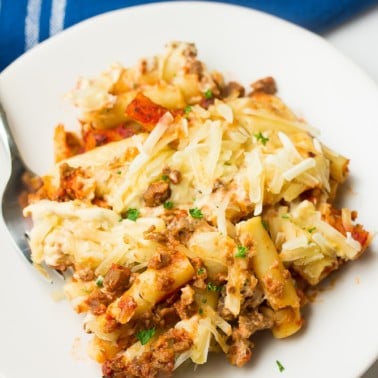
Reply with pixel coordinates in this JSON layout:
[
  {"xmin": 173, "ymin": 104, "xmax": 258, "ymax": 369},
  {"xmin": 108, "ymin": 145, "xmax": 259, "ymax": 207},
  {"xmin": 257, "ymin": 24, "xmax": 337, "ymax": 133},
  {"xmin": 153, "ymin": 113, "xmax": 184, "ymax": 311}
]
[
  {"xmin": 0, "ymin": 102, "xmax": 64, "ymax": 281},
  {"xmin": 0, "ymin": 101, "xmax": 34, "ymax": 264}
]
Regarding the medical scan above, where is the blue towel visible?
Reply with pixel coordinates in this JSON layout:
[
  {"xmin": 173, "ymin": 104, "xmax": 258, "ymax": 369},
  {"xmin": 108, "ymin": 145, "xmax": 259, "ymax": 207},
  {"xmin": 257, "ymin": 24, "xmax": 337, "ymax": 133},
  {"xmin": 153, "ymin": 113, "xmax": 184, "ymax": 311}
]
[{"xmin": 0, "ymin": 0, "xmax": 377, "ymax": 72}]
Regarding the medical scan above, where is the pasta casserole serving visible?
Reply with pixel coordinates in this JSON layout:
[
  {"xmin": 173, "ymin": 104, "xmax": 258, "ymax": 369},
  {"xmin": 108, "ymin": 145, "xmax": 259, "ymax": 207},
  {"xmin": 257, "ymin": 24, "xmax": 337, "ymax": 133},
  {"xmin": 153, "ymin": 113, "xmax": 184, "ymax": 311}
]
[{"xmin": 23, "ymin": 42, "xmax": 371, "ymax": 377}]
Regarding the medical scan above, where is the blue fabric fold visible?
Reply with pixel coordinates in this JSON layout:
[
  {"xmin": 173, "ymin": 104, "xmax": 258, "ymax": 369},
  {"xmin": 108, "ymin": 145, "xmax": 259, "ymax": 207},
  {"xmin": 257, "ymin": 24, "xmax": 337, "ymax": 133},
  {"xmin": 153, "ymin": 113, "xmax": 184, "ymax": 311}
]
[{"xmin": 1, "ymin": 0, "xmax": 377, "ymax": 71}]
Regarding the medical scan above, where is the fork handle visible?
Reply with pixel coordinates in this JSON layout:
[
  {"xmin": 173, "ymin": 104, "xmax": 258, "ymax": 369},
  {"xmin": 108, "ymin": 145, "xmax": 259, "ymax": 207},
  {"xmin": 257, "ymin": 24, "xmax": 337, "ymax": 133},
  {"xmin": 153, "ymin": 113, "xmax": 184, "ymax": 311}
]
[{"xmin": 0, "ymin": 101, "xmax": 22, "ymax": 163}]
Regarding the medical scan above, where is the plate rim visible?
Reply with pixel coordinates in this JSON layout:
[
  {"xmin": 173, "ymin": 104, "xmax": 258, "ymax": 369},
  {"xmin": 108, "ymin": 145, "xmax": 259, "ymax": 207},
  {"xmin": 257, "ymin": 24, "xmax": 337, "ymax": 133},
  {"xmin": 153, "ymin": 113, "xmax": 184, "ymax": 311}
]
[
  {"xmin": 0, "ymin": 2, "xmax": 377, "ymax": 378},
  {"xmin": 1, "ymin": 0, "xmax": 378, "ymax": 93}
]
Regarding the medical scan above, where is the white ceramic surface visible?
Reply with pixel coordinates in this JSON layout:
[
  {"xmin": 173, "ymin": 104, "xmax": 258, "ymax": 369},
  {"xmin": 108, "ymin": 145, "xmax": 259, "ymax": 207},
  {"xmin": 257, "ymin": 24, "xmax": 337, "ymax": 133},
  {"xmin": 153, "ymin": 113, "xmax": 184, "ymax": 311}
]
[
  {"xmin": 0, "ymin": 2, "xmax": 377, "ymax": 378},
  {"xmin": 325, "ymin": 5, "xmax": 378, "ymax": 84}
]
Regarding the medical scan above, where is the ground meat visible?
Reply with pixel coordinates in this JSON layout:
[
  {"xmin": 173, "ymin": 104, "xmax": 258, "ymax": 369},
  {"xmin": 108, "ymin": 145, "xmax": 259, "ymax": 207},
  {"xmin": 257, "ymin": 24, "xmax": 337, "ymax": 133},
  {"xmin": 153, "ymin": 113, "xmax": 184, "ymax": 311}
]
[
  {"xmin": 152, "ymin": 306, "xmax": 179, "ymax": 329},
  {"xmin": 238, "ymin": 311, "xmax": 274, "ymax": 339},
  {"xmin": 146, "ymin": 210, "xmax": 195, "ymax": 246},
  {"xmin": 92, "ymin": 196, "xmax": 111, "ymax": 209},
  {"xmin": 143, "ymin": 180, "xmax": 171, "ymax": 207},
  {"xmin": 143, "ymin": 225, "xmax": 168, "ymax": 244},
  {"xmin": 190, "ymin": 257, "xmax": 208, "ymax": 289},
  {"xmin": 157, "ymin": 276, "xmax": 175, "ymax": 292},
  {"xmin": 227, "ymin": 337, "xmax": 253, "ymax": 367},
  {"xmin": 82, "ymin": 123, "xmax": 137, "ymax": 151},
  {"xmin": 49, "ymin": 261, "xmax": 72, "ymax": 273},
  {"xmin": 102, "ymin": 355, "xmax": 126, "ymax": 378},
  {"xmin": 163, "ymin": 209, "xmax": 195, "ymax": 244},
  {"xmin": 300, "ymin": 188, "xmax": 326, "ymax": 206},
  {"xmin": 54, "ymin": 163, "xmax": 94, "ymax": 201},
  {"xmin": 102, "ymin": 328, "xmax": 193, "ymax": 378},
  {"xmin": 217, "ymin": 296, "xmax": 235, "ymax": 321},
  {"xmin": 212, "ymin": 178, "xmax": 224, "ymax": 192},
  {"xmin": 162, "ymin": 167, "xmax": 182, "ymax": 185},
  {"xmin": 240, "ymin": 275, "xmax": 258, "ymax": 298},
  {"xmin": 319, "ymin": 203, "xmax": 370, "ymax": 252},
  {"xmin": 138, "ymin": 59, "xmax": 149, "ymax": 75},
  {"xmin": 240, "ymin": 285, "xmax": 265, "ymax": 313},
  {"xmin": 221, "ymin": 81, "xmax": 245, "ymax": 99},
  {"xmin": 118, "ymin": 296, "xmax": 138, "ymax": 324},
  {"xmin": 103, "ymin": 316, "xmax": 120, "ymax": 334},
  {"xmin": 85, "ymin": 289, "xmax": 113, "ymax": 316},
  {"xmin": 146, "ymin": 211, "xmax": 196, "ymax": 246},
  {"xmin": 218, "ymin": 275, "xmax": 260, "ymax": 321},
  {"xmin": 174, "ymin": 285, "xmax": 197, "ymax": 320},
  {"xmin": 103, "ymin": 264, "xmax": 132, "ymax": 293},
  {"xmin": 133, "ymin": 292, "xmax": 181, "ymax": 330},
  {"xmin": 250, "ymin": 76, "xmax": 277, "ymax": 95},
  {"xmin": 351, "ymin": 224, "xmax": 370, "ymax": 249},
  {"xmin": 199, "ymin": 96, "xmax": 215, "ymax": 109},
  {"xmin": 148, "ymin": 252, "xmax": 172, "ymax": 270},
  {"xmin": 75, "ymin": 267, "xmax": 95, "ymax": 282},
  {"xmin": 263, "ymin": 274, "xmax": 285, "ymax": 299},
  {"xmin": 214, "ymin": 272, "xmax": 228, "ymax": 285},
  {"xmin": 227, "ymin": 310, "xmax": 273, "ymax": 367},
  {"xmin": 53, "ymin": 123, "xmax": 83, "ymax": 162},
  {"xmin": 187, "ymin": 60, "xmax": 204, "ymax": 76}
]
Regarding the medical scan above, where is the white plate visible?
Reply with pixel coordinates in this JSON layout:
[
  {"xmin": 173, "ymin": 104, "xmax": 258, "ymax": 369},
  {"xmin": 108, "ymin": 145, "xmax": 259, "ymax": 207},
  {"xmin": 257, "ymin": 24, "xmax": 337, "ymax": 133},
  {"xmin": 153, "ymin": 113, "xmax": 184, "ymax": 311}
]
[{"xmin": 0, "ymin": 2, "xmax": 377, "ymax": 378}]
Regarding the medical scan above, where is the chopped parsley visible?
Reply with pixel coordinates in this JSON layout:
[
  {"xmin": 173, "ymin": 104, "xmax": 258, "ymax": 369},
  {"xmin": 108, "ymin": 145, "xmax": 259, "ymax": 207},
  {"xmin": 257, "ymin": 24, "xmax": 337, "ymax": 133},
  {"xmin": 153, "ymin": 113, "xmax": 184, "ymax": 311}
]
[
  {"xmin": 163, "ymin": 201, "xmax": 174, "ymax": 209},
  {"xmin": 261, "ymin": 219, "xmax": 269, "ymax": 230},
  {"xmin": 307, "ymin": 226, "xmax": 317, "ymax": 233},
  {"xmin": 198, "ymin": 308, "xmax": 204, "ymax": 315},
  {"xmin": 201, "ymin": 298, "xmax": 207, "ymax": 304},
  {"xmin": 197, "ymin": 267, "xmax": 205, "ymax": 275},
  {"xmin": 207, "ymin": 282, "xmax": 221, "ymax": 292},
  {"xmin": 161, "ymin": 174, "xmax": 169, "ymax": 181},
  {"xmin": 136, "ymin": 327, "xmax": 156, "ymax": 345},
  {"xmin": 204, "ymin": 89, "xmax": 213, "ymax": 100},
  {"xmin": 235, "ymin": 245, "xmax": 248, "ymax": 258},
  {"xmin": 95, "ymin": 276, "xmax": 104, "ymax": 287},
  {"xmin": 189, "ymin": 207, "xmax": 203, "ymax": 219},
  {"xmin": 254, "ymin": 131, "xmax": 269, "ymax": 145},
  {"xmin": 281, "ymin": 213, "xmax": 291, "ymax": 219},
  {"xmin": 276, "ymin": 360, "xmax": 285, "ymax": 372},
  {"xmin": 184, "ymin": 105, "xmax": 192, "ymax": 113},
  {"xmin": 124, "ymin": 208, "xmax": 140, "ymax": 221},
  {"xmin": 117, "ymin": 170, "xmax": 122, "ymax": 175}
]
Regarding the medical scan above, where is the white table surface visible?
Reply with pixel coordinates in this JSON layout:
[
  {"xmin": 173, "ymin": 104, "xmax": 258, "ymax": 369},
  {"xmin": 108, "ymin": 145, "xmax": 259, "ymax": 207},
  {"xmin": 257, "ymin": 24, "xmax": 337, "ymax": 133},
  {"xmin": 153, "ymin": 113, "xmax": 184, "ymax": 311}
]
[{"xmin": 324, "ymin": 5, "xmax": 378, "ymax": 377}]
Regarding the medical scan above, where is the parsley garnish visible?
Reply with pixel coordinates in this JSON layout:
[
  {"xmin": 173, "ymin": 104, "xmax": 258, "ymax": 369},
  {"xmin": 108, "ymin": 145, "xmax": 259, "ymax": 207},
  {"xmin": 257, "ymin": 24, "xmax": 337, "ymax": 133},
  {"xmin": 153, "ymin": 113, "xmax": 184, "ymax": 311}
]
[
  {"xmin": 189, "ymin": 207, "xmax": 203, "ymax": 219},
  {"xmin": 95, "ymin": 276, "xmax": 104, "ymax": 287},
  {"xmin": 308, "ymin": 226, "xmax": 317, "ymax": 233},
  {"xmin": 124, "ymin": 208, "xmax": 140, "ymax": 221},
  {"xmin": 184, "ymin": 105, "xmax": 192, "ymax": 113},
  {"xmin": 197, "ymin": 267, "xmax": 205, "ymax": 275},
  {"xmin": 261, "ymin": 219, "xmax": 269, "ymax": 230},
  {"xmin": 235, "ymin": 245, "xmax": 248, "ymax": 258},
  {"xmin": 207, "ymin": 282, "xmax": 221, "ymax": 292},
  {"xmin": 201, "ymin": 298, "xmax": 207, "ymax": 304},
  {"xmin": 136, "ymin": 328, "xmax": 156, "ymax": 345},
  {"xmin": 204, "ymin": 89, "xmax": 213, "ymax": 100},
  {"xmin": 281, "ymin": 214, "xmax": 291, "ymax": 219},
  {"xmin": 161, "ymin": 174, "xmax": 169, "ymax": 181},
  {"xmin": 199, "ymin": 308, "xmax": 204, "ymax": 315},
  {"xmin": 276, "ymin": 360, "xmax": 285, "ymax": 372},
  {"xmin": 117, "ymin": 170, "xmax": 122, "ymax": 175},
  {"xmin": 163, "ymin": 201, "xmax": 173, "ymax": 209},
  {"xmin": 254, "ymin": 131, "xmax": 269, "ymax": 145}
]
